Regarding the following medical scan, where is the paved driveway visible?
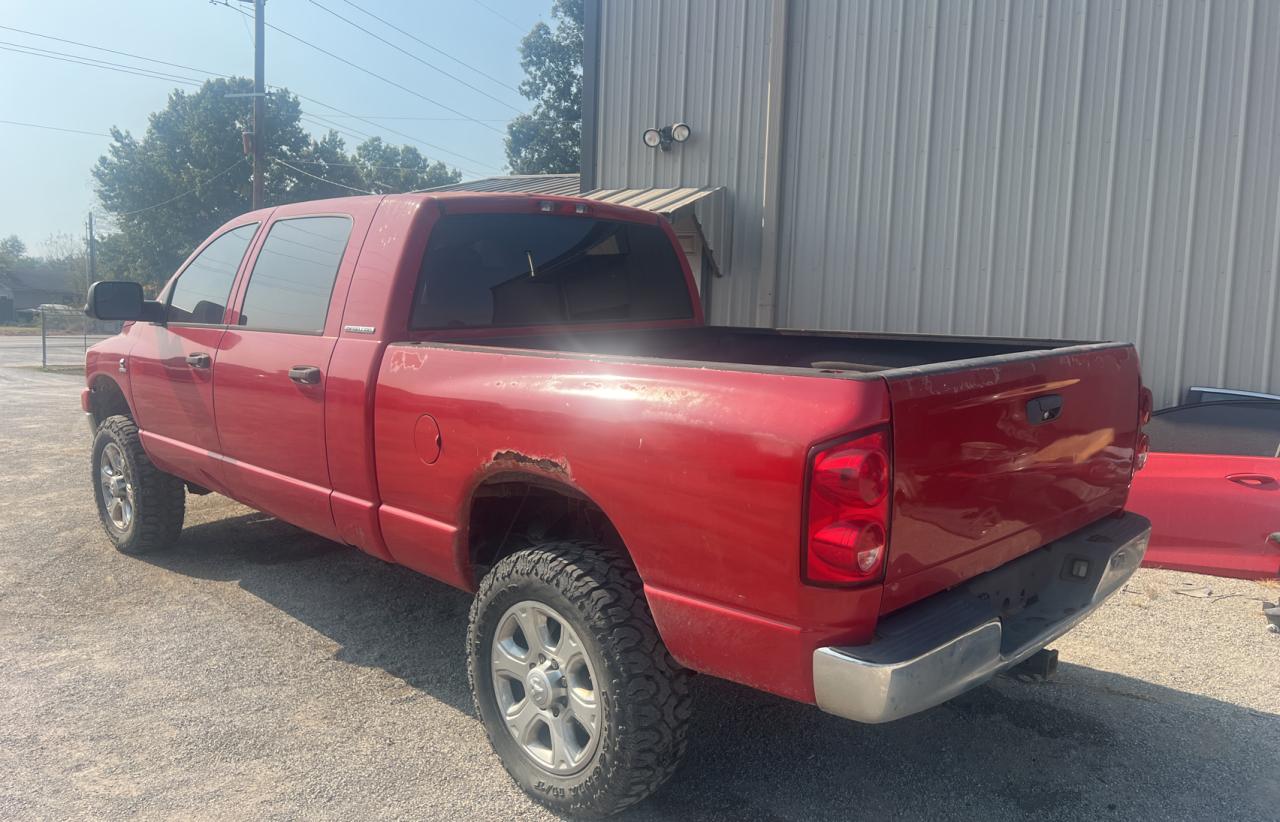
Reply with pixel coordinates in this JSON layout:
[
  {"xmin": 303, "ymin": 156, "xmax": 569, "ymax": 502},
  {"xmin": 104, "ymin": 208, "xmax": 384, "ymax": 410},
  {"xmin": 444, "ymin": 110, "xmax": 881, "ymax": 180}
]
[{"xmin": 1, "ymin": 345, "xmax": 1276, "ymax": 820}]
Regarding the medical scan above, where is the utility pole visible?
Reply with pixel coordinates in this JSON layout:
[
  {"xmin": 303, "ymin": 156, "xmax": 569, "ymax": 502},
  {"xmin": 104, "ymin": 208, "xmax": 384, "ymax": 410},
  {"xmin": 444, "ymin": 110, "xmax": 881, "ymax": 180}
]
[
  {"xmin": 252, "ymin": 0, "xmax": 265, "ymax": 210},
  {"xmin": 229, "ymin": 1, "xmax": 266, "ymax": 208},
  {"xmin": 86, "ymin": 212, "xmax": 96, "ymax": 282}
]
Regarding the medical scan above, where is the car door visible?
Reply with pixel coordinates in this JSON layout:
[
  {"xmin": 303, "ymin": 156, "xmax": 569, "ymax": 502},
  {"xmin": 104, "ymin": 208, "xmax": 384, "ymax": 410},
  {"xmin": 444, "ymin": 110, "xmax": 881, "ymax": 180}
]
[
  {"xmin": 127, "ymin": 221, "xmax": 261, "ymax": 493},
  {"xmin": 1127, "ymin": 400, "xmax": 1280, "ymax": 578},
  {"xmin": 213, "ymin": 214, "xmax": 356, "ymax": 540}
]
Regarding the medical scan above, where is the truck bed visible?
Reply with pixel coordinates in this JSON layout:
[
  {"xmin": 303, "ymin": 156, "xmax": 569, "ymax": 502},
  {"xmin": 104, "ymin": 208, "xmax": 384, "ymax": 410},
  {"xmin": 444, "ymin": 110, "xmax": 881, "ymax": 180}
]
[
  {"xmin": 443, "ymin": 325, "xmax": 1085, "ymax": 375},
  {"xmin": 401, "ymin": 326, "xmax": 1143, "ymax": 616}
]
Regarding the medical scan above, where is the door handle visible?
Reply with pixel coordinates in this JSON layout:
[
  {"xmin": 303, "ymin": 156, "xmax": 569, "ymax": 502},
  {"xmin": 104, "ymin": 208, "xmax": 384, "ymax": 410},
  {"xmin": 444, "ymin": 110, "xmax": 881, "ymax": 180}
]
[
  {"xmin": 288, "ymin": 365, "xmax": 322, "ymax": 385},
  {"xmin": 1267, "ymin": 532, "xmax": 1280, "ymax": 549},
  {"xmin": 1226, "ymin": 473, "xmax": 1277, "ymax": 488},
  {"xmin": 185, "ymin": 352, "xmax": 211, "ymax": 369}
]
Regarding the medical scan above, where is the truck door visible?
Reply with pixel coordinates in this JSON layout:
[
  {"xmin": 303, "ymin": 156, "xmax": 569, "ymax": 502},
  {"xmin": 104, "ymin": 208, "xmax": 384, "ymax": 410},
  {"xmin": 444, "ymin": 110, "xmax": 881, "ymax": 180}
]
[
  {"xmin": 1126, "ymin": 400, "xmax": 1280, "ymax": 578},
  {"xmin": 213, "ymin": 214, "xmax": 356, "ymax": 541},
  {"xmin": 127, "ymin": 222, "xmax": 260, "ymax": 493}
]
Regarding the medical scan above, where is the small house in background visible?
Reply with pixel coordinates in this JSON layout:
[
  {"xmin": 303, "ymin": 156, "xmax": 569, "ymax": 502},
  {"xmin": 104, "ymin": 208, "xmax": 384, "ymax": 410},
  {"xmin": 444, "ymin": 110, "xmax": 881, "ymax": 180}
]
[
  {"xmin": 5, "ymin": 262, "xmax": 76, "ymax": 313},
  {"xmin": 0, "ymin": 281, "xmax": 14, "ymax": 323}
]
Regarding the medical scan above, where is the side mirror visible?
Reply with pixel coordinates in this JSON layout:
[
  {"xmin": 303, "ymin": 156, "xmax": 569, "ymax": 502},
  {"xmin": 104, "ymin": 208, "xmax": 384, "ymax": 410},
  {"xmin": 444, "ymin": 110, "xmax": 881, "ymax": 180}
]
[{"xmin": 85, "ymin": 281, "xmax": 164, "ymax": 322}]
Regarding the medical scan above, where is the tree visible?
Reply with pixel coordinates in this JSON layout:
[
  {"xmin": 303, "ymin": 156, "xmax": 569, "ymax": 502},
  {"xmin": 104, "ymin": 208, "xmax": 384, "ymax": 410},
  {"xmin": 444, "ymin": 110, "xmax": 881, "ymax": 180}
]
[
  {"xmin": 93, "ymin": 78, "xmax": 463, "ymax": 287},
  {"xmin": 279, "ymin": 130, "xmax": 369, "ymax": 201},
  {"xmin": 355, "ymin": 138, "xmax": 459, "ymax": 193},
  {"xmin": 505, "ymin": 0, "xmax": 583, "ymax": 174},
  {"xmin": 0, "ymin": 235, "xmax": 27, "ymax": 289},
  {"xmin": 94, "ymin": 77, "xmax": 307, "ymax": 285},
  {"xmin": 0, "ymin": 235, "xmax": 25, "ymax": 261},
  {"xmin": 39, "ymin": 233, "xmax": 91, "ymax": 303}
]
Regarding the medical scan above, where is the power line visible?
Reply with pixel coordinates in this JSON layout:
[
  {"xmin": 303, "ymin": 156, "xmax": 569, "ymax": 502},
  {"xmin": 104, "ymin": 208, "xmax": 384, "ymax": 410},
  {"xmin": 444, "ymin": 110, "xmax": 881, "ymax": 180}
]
[
  {"xmin": 305, "ymin": 114, "xmax": 567, "ymax": 123},
  {"xmin": 288, "ymin": 90, "xmax": 500, "ymax": 174},
  {"xmin": 0, "ymin": 118, "xmax": 110, "ymax": 138},
  {"xmin": 305, "ymin": 0, "xmax": 523, "ymax": 113},
  {"xmin": 299, "ymin": 114, "xmax": 373, "ymax": 143},
  {"xmin": 0, "ymin": 24, "xmax": 226, "ymax": 78},
  {"xmin": 281, "ymin": 155, "xmax": 471, "ymax": 176},
  {"xmin": 334, "ymin": 0, "xmax": 522, "ymax": 94},
  {"xmin": 221, "ymin": 3, "xmax": 506, "ymax": 135},
  {"xmin": 470, "ymin": 0, "xmax": 529, "ymax": 32},
  {"xmin": 272, "ymin": 157, "xmax": 378, "ymax": 194},
  {"xmin": 110, "ymin": 158, "xmax": 250, "ymax": 217},
  {"xmin": 0, "ymin": 42, "xmax": 203, "ymax": 86},
  {"xmin": 0, "ymin": 23, "xmax": 507, "ymax": 174}
]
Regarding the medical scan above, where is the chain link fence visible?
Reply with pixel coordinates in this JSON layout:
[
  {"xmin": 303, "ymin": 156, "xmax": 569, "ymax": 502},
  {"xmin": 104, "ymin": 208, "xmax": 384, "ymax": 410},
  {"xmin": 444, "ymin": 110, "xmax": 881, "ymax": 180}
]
[{"xmin": 39, "ymin": 307, "xmax": 121, "ymax": 370}]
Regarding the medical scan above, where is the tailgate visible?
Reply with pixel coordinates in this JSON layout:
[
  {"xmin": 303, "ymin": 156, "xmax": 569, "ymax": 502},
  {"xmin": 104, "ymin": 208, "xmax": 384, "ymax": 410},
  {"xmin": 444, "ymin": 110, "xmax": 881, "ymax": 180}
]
[{"xmin": 881, "ymin": 342, "xmax": 1142, "ymax": 612}]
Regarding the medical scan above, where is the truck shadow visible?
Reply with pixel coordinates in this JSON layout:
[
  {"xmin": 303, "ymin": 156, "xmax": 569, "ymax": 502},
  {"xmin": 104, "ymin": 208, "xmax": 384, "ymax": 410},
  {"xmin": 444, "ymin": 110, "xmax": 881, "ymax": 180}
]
[{"xmin": 150, "ymin": 509, "xmax": 1280, "ymax": 821}]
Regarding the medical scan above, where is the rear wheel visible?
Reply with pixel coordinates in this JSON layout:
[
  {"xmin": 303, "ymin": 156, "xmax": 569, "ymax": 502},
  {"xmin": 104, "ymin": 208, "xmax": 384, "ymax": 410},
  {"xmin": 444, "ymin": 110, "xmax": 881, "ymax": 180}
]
[
  {"xmin": 467, "ymin": 542, "xmax": 691, "ymax": 817},
  {"xmin": 91, "ymin": 415, "xmax": 185, "ymax": 554}
]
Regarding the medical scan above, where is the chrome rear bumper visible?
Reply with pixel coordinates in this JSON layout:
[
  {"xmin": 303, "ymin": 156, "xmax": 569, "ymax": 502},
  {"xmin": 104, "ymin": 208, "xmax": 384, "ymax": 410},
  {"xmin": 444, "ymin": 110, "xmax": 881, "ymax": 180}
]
[{"xmin": 813, "ymin": 513, "xmax": 1150, "ymax": 724}]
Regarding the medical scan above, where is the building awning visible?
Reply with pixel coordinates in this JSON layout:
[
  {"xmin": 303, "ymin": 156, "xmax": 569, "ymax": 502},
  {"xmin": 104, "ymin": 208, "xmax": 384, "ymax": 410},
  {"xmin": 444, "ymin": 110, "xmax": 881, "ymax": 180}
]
[{"xmin": 580, "ymin": 186, "xmax": 721, "ymax": 215}]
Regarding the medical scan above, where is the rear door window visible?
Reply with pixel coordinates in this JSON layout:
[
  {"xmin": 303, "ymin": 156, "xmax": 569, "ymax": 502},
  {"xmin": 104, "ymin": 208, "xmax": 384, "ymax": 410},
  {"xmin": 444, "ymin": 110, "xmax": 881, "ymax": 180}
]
[
  {"xmin": 167, "ymin": 223, "xmax": 258, "ymax": 324},
  {"xmin": 238, "ymin": 216, "xmax": 352, "ymax": 334},
  {"xmin": 410, "ymin": 213, "xmax": 693, "ymax": 329}
]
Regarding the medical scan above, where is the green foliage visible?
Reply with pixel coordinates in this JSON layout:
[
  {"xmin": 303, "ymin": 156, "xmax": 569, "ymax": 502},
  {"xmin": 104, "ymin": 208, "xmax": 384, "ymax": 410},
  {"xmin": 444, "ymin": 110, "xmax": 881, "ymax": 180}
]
[
  {"xmin": 505, "ymin": 0, "xmax": 582, "ymax": 174},
  {"xmin": 0, "ymin": 234, "xmax": 23, "ymax": 288},
  {"xmin": 0, "ymin": 235, "xmax": 26, "ymax": 262},
  {"xmin": 40, "ymin": 232, "xmax": 91, "ymax": 303},
  {"xmin": 354, "ymin": 138, "xmax": 459, "ymax": 194},
  {"xmin": 93, "ymin": 77, "xmax": 461, "ymax": 287}
]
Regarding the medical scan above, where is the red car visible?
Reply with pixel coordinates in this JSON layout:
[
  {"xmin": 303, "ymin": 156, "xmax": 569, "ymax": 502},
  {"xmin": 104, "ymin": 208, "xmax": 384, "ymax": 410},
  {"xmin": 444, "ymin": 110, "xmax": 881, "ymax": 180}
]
[
  {"xmin": 1126, "ymin": 398, "xmax": 1280, "ymax": 579},
  {"xmin": 82, "ymin": 193, "xmax": 1152, "ymax": 816}
]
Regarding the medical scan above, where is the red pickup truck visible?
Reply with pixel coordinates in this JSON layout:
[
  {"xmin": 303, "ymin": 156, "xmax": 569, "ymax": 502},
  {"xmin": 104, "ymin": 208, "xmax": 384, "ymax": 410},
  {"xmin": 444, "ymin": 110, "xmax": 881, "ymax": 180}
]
[{"xmin": 84, "ymin": 193, "xmax": 1152, "ymax": 816}]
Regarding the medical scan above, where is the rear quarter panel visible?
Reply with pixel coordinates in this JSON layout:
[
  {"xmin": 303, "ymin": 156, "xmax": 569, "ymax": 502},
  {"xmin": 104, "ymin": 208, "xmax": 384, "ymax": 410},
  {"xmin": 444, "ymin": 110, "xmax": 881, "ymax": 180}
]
[{"xmin": 373, "ymin": 344, "xmax": 891, "ymax": 701}]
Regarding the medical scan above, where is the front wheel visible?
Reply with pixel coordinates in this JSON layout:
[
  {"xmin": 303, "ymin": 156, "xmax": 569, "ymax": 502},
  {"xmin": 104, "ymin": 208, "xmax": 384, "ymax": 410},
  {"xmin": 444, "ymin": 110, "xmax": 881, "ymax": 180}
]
[
  {"xmin": 91, "ymin": 415, "xmax": 185, "ymax": 555},
  {"xmin": 467, "ymin": 542, "xmax": 692, "ymax": 817}
]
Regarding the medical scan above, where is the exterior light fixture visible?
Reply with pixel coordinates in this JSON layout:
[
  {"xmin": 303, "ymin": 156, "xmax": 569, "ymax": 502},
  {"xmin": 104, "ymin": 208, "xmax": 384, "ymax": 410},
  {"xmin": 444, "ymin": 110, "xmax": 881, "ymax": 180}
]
[{"xmin": 641, "ymin": 123, "xmax": 693, "ymax": 151}]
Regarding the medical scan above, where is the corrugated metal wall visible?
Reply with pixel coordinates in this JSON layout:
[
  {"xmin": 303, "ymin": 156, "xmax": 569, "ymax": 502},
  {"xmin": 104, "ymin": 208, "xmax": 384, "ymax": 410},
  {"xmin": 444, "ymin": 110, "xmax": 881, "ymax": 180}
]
[
  {"xmin": 594, "ymin": 0, "xmax": 775, "ymax": 324},
  {"xmin": 592, "ymin": 0, "xmax": 1280, "ymax": 406}
]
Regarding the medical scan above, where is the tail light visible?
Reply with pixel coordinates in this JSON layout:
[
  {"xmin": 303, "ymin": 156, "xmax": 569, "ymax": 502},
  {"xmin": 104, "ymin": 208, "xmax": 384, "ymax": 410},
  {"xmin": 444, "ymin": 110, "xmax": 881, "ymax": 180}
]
[
  {"xmin": 803, "ymin": 428, "xmax": 891, "ymax": 585},
  {"xmin": 1138, "ymin": 386, "xmax": 1153, "ymax": 427},
  {"xmin": 1135, "ymin": 431, "xmax": 1151, "ymax": 471},
  {"xmin": 1133, "ymin": 386, "xmax": 1153, "ymax": 473}
]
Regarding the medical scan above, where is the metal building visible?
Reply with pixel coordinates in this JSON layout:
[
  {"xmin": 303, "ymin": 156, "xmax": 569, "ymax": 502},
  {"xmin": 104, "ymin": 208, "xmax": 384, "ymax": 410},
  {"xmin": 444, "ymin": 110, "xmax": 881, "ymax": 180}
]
[{"xmin": 582, "ymin": 0, "xmax": 1280, "ymax": 407}]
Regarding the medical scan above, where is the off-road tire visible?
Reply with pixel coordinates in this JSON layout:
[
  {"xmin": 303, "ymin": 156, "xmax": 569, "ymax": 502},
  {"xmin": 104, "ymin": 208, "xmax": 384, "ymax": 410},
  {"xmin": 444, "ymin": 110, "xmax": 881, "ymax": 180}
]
[
  {"xmin": 91, "ymin": 415, "xmax": 185, "ymax": 554},
  {"xmin": 467, "ymin": 541, "xmax": 692, "ymax": 817}
]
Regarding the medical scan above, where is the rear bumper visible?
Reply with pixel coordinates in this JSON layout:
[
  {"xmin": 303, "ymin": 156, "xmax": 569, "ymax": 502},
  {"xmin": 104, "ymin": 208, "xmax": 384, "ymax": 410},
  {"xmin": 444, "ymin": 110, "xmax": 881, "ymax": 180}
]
[{"xmin": 813, "ymin": 512, "xmax": 1150, "ymax": 723}]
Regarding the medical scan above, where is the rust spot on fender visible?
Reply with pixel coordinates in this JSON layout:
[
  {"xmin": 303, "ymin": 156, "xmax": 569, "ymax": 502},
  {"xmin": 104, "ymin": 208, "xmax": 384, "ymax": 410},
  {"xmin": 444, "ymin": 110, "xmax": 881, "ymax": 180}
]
[{"xmin": 488, "ymin": 450, "xmax": 571, "ymax": 477}]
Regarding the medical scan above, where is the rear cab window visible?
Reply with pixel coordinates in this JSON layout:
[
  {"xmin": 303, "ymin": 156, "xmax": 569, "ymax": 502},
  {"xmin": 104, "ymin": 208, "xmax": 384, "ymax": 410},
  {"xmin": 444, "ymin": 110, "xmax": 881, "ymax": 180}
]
[
  {"xmin": 410, "ymin": 213, "xmax": 693, "ymax": 330},
  {"xmin": 238, "ymin": 216, "xmax": 353, "ymax": 334}
]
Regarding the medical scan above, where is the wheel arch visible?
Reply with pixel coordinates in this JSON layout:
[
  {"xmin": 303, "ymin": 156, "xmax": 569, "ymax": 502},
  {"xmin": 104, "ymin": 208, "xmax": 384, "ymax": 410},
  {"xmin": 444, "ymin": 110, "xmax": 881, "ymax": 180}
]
[
  {"xmin": 87, "ymin": 374, "xmax": 134, "ymax": 427},
  {"xmin": 461, "ymin": 469, "xmax": 636, "ymax": 587}
]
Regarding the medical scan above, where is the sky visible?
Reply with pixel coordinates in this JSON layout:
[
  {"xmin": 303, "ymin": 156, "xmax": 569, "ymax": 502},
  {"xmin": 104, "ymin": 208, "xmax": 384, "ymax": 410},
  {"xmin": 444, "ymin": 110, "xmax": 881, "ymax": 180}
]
[{"xmin": 0, "ymin": 0, "xmax": 554, "ymax": 254}]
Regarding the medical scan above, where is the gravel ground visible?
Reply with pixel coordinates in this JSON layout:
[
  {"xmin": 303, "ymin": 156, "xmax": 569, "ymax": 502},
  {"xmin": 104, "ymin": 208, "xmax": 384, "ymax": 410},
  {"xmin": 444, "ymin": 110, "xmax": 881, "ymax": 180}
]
[{"xmin": 1, "ymin": 338, "xmax": 1277, "ymax": 821}]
